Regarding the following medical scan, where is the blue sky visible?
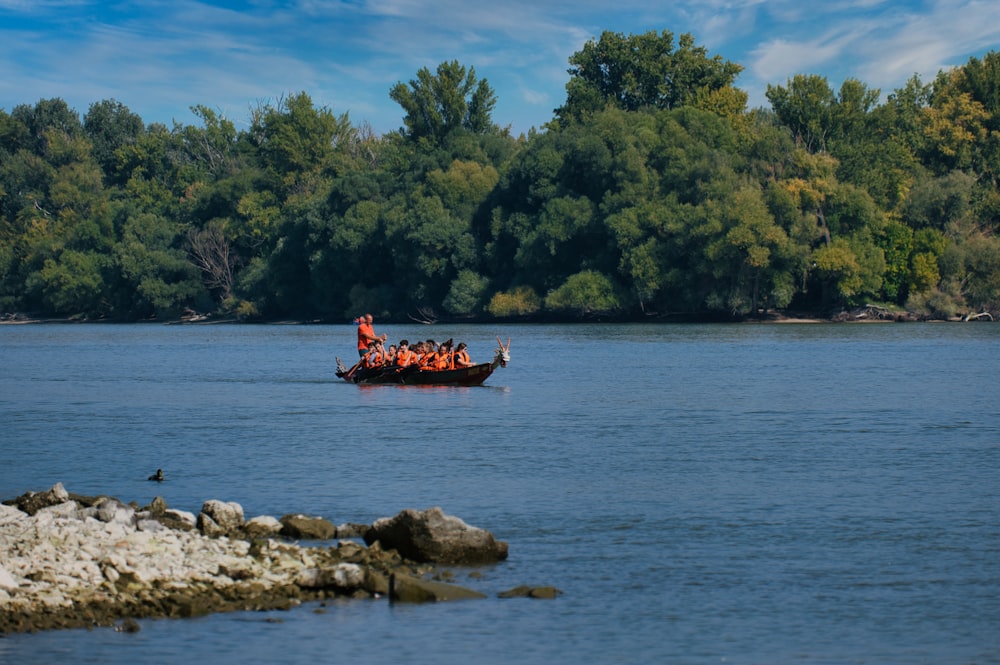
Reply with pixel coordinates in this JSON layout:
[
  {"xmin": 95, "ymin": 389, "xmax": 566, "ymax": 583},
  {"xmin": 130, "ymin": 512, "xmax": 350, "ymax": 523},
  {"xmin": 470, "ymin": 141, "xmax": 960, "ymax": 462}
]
[{"xmin": 1, "ymin": 0, "xmax": 998, "ymax": 137}]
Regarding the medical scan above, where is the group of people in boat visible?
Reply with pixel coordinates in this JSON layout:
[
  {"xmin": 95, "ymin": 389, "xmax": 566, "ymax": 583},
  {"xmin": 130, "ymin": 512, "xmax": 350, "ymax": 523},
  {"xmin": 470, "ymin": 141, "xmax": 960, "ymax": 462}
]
[{"xmin": 354, "ymin": 313, "xmax": 474, "ymax": 373}]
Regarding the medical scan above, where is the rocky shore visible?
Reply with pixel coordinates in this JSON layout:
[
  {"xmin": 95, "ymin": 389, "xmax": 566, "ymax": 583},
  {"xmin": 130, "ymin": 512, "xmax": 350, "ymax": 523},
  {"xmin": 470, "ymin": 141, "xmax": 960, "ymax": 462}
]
[{"xmin": 1, "ymin": 483, "xmax": 553, "ymax": 634}]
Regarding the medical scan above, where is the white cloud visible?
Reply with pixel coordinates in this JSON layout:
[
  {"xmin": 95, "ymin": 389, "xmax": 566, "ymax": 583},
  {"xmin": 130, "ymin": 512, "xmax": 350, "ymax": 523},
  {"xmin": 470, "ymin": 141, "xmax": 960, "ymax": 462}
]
[
  {"xmin": 2, "ymin": 0, "xmax": 998, "ymax": 133},
  {"xmin": 750, "ymin": 38, "xmax": 848, "ymax": 83}
]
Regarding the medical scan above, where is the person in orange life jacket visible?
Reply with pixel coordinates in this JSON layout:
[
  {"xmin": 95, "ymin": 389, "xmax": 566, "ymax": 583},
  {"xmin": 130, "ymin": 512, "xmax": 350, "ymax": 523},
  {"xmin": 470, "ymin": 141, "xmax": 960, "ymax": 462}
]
[
  {"xmin": 431, "ymin": 339, "xmax": 454, "ymax": 370},
  {"xmin": 453, "ymin": 342, "xmax": 473, "ymax": 367},
  {"xmin": 356, "ymin": 313, "xmax": 387, "ymax": 358},
  {"xmin": 395, "ymin": 340, "xmax": 418, "ymax": 368},
  {"xmin": 417, "ymin": 342, "xmax": 438, "ymax": 369},
  {"xmin": 363, "ymin": 340, "xmax": 386, "ymax": 368},
  {"xmin": 385, "ymin": 344, "xmax": 398, "ymax": 365}
]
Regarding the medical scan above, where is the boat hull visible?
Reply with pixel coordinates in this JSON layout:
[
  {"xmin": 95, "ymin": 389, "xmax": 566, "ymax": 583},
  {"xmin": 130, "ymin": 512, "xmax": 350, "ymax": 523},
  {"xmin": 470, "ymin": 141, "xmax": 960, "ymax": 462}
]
[
  {"xmin": 340, "ymin": 359, "xmax": 501, "ymax": 386},
  {"xmin": 336, "ymin": 337, "xmax": 510, "ymax": 386}
]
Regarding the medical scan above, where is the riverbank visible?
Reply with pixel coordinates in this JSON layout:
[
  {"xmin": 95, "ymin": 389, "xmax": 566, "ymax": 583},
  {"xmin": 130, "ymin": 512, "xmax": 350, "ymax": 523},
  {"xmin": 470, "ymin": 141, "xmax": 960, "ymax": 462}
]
[
  {"xmin": 1, "ymin": 483, "xmax": 538, "ymax": 635},
  {"xmin": 0, "ymin": 311, "xmax": 965, "ymax": 325},
  {"xmin": 3, "ymin": 304, "xmax": 996, "ymax": 326}
]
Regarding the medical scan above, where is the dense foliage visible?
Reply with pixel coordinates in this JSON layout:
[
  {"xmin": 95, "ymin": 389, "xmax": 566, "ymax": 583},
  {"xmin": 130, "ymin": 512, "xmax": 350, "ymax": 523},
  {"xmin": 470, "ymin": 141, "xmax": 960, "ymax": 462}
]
[{"xmin": 2, "ymin": 31, "xmax": 999, "ymax": 322}]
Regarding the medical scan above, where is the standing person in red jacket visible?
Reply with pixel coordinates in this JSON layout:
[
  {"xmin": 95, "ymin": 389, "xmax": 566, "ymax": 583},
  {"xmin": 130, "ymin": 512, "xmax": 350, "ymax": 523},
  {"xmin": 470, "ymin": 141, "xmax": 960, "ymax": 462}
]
[{"xmin": 356, "ymin": 313, "xmax": 387, "ymax": 358}]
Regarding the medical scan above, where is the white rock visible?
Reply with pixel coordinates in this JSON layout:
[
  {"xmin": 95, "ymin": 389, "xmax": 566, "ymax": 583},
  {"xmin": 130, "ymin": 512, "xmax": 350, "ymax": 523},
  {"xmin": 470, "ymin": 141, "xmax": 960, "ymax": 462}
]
[
  {"xmin": 201, "ymin": 500, "xmax": 244, "ymax": 532},
  {"xmin": 137, "ymin": 519, "xmax": 168, "ymax": 533},
  {"xmin": 164, "ymin": 509, "xmax": 197, "ymax": 527},
  {"xmin": 31, "ymin": 510, "xmax": 55, "ymax": 527},
  {"xmin": 49, "ymin": 482, "xmax": 69, "ymax": 503},
  {"xmin": 333, "ymin": 563, "xmax": 364, "ymax": 588},
  {"xmin": 0, "ymin": 503, "xmax": 26, "ymax": 526},
  {"xmin": 294, "ymin": 568, "xmax": 323, "ymax": 588},
  {"xmin": 96, "ymin": 498, "xmax": 135, "ymax": 525},
  {"xmin": 0, "ymin": 563, "xmax": 19, "ymax": 590},
  {"xmin": 244, "ymin": 515, "xmax": 282, "ymax": 538},
  {"xmin": 102, "ymin": 520, "xmax": 130, "ymax": 540},
  {"xmin": 37, "ymin": 501, "xmax": 80, "ymax": 519},
  {"xmin": 197, "ymin": 512, "xmax": 225, "ymax": 537},
  {"xmin": 0, "ymin": 489, "xmax": 390, "ymax": 627}
]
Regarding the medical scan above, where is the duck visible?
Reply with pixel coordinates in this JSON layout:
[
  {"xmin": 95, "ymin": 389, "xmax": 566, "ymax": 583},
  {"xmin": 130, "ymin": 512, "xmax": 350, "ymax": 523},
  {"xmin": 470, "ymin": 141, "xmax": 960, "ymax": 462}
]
[{"xmin": 147, "ymin": 469, "xmax": 164, "ymax": 482}]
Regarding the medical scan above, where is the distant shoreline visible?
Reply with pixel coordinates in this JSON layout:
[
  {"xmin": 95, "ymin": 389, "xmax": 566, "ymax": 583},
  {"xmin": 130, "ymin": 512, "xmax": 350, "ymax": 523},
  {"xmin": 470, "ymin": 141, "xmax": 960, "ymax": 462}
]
[{"xmin": 2, "ymin": 307, "xmax": 994, "ymax": 326}]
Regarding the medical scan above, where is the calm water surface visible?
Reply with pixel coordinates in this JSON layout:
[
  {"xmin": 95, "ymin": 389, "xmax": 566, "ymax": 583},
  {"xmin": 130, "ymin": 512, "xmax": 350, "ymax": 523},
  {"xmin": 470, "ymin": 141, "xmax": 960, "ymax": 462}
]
[{"xmin": 1, "ymin": 322, "xmax": 998, "ymax": 664}]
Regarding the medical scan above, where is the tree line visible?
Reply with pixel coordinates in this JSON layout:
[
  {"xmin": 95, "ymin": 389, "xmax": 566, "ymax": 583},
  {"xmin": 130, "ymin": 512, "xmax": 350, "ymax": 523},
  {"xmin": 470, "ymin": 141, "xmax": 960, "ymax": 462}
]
[{"xmin": 2, "ymin": 31, "xmax": 999, "ymax": 322}]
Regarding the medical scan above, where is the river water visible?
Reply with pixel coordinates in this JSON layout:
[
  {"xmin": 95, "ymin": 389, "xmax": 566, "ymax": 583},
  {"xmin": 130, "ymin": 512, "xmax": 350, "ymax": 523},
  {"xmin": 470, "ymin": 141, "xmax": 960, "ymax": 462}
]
[{"xmin": 1, "ymin": 322, "xmax": 998, "ymax": 664}]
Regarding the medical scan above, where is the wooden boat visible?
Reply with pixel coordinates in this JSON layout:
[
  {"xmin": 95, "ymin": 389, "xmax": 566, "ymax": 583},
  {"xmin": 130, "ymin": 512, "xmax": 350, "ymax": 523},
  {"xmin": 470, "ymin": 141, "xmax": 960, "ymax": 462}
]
[{"xmin": 336, "ymin": 337, "xmax": 510, "ymax": 386}]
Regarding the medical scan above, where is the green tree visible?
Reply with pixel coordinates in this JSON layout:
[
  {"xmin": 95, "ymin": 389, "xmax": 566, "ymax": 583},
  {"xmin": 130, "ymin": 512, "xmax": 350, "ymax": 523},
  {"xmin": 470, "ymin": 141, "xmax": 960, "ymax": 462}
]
[
  {"xmin": 823, "ymin": 78, "xmax": 921, "ymax": 210},
  {"xmin": 178, "ymin": 105, "xmax": 241, "ymax": 180},
  {"xmin": 254, "ymin": 92, "xmax": 353, "ymax": 188},
  {"xmin": 0, "ymin": 107, "xmax": 31, "ymax": 155},
  {"xmin": 811, "ymin": 237, "xmax": 863, "ymax": 305},
  {"xmin": 901, "ymin": 171, "xmax": 977, "ymax": 230},
  {"xmin": 927, "ymin": 52, "xmax": 1000, "ymax": 186},
  {"xmin": 544, "ymin": 270, "xmax": 623, "ymax": 314},
  {"xmin": 958, "ymin": 232, "xmax": 1000, "ymax": 310},
  {"xmin": 114, "ymin": 123, "xmax": 182, "ymax": 198},
  {"xmin": 384, "ymin": 192, "xmax": 475, "ymax": 305},
  {"xmin": 766, "ymin": 74, "xmax": 836, "ymax": 153},
  {"xmin": 923, "ymin": 72, "xmax": 990, "ymax": 175},
  {"xmin": 513, "ymin": 194, "xmax": 600, "ymax": 291},
  {"xmin": 114, "ymin": 212, "xmax": 204, "ymax": 318},
  {"xmin": 390, "ymin": 61, "xmax": 499, "ymax": 143},
  {"xmin": 704, "ymin": 185, "xmax": 791, "ymax": 313},
  {"xmin": 83, "ymin": 99, "xmax": 144, "ymax": 185},
  {"xmin": 305, "ymin": 198, "xmax": 384, "ymax": 318},
  {"xmin": 10, "ymin": 98, "xmax": 83, "ymax": 157},
  {"xmin": 557, "ymin": 30, "xmax": 742, "ymax": 123},
  {"xmin": 25, "ymin": 250, "xmax": 109, "ymax": 316},
  {"xmin": 829, "ymin": 78, "xmax": 881, "ymax": 149},
  {"xmin": 877, "ymin": 220, "xmax": 914, "ymax": 302},
  {"xmin": 425, "ymin": 159, "xmax": 499, "ymax": 220},
  {"xmin": 443, "ymin": 269, "xmax": 489, "ymax": 315}
]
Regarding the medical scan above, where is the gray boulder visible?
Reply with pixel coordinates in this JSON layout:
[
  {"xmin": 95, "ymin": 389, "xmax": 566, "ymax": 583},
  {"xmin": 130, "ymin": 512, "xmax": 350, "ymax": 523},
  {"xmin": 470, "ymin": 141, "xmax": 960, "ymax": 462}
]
[
  {"xmin": 150, "ymin": 509, "xmax": 195, "ymax": 532},
  {"xmin": 243, "ymin": 515, "xmax": 283, "ymax": 538},
  {"xmin": 95, "ymin": 498, "xmax": 135, "ymax": 525},
  {"xmin": 364, "ymin": 507, "xmax": 508, "ymax": 564},
  {"xmin": 279, "ymin": 514, "xmax": 336, "ymax": 540},
  {"xmin": 335, "ymin": 522, "xmax": 369, "ymax": 539},
  {"xmin": 498, "ymin": 585, "xmax": 563, "ymax": 599},
  {"xmin": 199, "ymin": 500, "xmax": 244, "ymax": 535},
  {"xmin": 389, "ymin": 572, "xmax": 487, "ymax": 602},
  {"xmin": 295, "ymin": 563, "xmax": 365, "ymax": 590},
  {"xmin": 145, "ymin": 496, "xmax": 169, "ymax": 516},
  {"xmin": 197, "ymin": 512, "xmax": 225, "ymax": 537}
]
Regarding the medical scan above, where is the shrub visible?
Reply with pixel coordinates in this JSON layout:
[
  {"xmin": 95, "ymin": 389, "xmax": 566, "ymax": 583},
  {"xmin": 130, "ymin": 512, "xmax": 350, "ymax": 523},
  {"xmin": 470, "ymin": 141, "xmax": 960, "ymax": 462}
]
[
  {"xmin": 486, "ymin": 285, "xmax": 541, "ymax": 317},
  {"xmin": 544, "ymin": 270, "xmax": 622, "ymax": 314},
  {"xmin": 443, "ymin": 270, "xmax": 489, "ymax": 315}
]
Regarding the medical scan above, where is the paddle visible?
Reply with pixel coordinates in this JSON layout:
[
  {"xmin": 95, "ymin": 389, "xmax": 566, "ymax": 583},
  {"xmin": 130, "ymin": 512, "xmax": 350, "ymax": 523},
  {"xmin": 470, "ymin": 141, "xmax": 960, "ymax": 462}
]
[{"xmin": 336, "ymin": 356, "xmax": 365, "ymax": 381}]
